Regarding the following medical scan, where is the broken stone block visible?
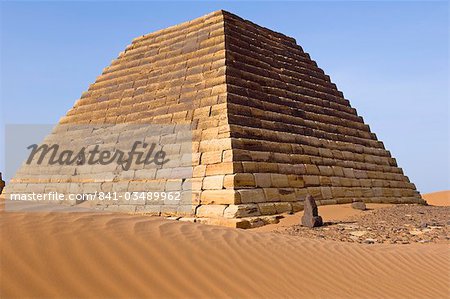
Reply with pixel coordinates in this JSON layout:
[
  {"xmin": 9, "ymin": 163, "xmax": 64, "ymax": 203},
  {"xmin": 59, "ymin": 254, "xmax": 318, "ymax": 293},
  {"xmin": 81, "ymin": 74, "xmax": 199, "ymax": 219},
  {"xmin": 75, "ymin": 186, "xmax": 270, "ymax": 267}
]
[
  {"xmin": 351, "ymin": 200, "xmax": 367, "ymax": 210},
  {"xmin": 301, "ymin": 195, "xmax": 323, "ymax": 228}
]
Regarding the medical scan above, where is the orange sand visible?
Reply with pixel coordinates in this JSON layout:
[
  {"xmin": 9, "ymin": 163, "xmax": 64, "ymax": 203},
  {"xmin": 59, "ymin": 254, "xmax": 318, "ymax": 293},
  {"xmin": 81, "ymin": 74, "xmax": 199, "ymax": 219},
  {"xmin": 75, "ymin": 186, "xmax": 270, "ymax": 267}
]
[
  {"xmin": 423, "ymin": 190, "xmax": 450, "ymax": 206},
  {"xmin": 1, "ymin": 193, "xmax": 449, "ymax": 298}
]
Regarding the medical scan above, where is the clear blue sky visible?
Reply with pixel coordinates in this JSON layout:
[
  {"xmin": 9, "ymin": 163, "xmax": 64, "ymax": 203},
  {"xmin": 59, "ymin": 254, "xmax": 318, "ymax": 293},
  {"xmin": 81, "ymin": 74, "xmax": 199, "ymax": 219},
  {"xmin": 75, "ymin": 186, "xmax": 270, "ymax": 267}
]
[{"xmin": 0, "ymin": 1, "xmax": 448, "ymax": 193}]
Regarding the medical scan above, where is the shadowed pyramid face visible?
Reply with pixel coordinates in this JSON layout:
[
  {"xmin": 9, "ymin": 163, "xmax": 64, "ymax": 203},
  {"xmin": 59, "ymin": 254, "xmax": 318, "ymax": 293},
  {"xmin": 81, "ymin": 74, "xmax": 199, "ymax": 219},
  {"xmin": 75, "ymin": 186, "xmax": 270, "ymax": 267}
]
[{"xmin": 3, "ymin": 10, "xmax": 423, "ymax": 228}]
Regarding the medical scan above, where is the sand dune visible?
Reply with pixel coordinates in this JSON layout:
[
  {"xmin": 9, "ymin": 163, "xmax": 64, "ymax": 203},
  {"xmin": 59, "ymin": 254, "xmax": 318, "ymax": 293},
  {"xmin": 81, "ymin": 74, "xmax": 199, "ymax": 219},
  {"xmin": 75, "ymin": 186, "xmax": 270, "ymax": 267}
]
[
  {"xmin": 1, "ymin": 205, "xmax": 449, "ymax": 298},
  {"xmin": 423, "ymin": 190, "xmax": 450, "ymax": 206}
]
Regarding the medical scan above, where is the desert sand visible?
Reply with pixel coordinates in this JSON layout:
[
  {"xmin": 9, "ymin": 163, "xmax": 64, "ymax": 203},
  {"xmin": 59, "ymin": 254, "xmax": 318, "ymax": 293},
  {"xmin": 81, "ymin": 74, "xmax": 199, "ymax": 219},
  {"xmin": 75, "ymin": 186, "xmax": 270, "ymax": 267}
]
[
  {"xmin": 423, "ymin": 190, "xmax": 450, "ymax": 206},
  {"xmin": 1, "ymin": 193, "xmax": 449, "ymax": 298}
]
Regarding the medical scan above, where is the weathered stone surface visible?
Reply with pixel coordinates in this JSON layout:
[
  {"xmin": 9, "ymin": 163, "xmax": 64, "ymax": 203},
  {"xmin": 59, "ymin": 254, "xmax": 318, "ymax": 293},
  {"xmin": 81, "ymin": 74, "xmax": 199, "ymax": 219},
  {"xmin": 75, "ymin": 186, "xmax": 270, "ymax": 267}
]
[
  {"xmin": 238, "ymin": 189, "xmax": 266, "ymax": 203},
  {"xmin": 201, "ymin": 190, "xmax": 240, "ymax": 204},
  {"xmin": 301, "ymin": 195, "xmax": 323, "ymax": 228},
  {"xmin": 223, "ymin": 173, "xmax": 255, "ymax": 188},
  {"xmin": 258, "ymin": 203, "xmax": 277, "ymax": 215},
  {"xmin": 202, "ymin": 175, "xmax": 224, "ymax": 190},
  {"xmin": 291, "ymin": 201, "xmax": 304, "ymax": 213},
  {"xmin": 201, "ymin": 151, "xmax": 223, "ymax": 165},
  {"xmin": 351, "ymin": 200, "xmax": 367, "ymax": 210},
  {"xmin": 254, "ymin": 173, "xmax": 272, "ymax": 188},
  {"xmin": 195, "ymin": 217, "xmax": 251, "ymax": 229},
  {"xmin": 196, "ymin": 204, "xmax": 226, "ymax": 218},
  {"xmin": 223, "ymin": 204, "xmax": 260, "ymax": 218},
  {"xmin": 274, "ymin": 202, "xmax": 292, "ymax": 214}
]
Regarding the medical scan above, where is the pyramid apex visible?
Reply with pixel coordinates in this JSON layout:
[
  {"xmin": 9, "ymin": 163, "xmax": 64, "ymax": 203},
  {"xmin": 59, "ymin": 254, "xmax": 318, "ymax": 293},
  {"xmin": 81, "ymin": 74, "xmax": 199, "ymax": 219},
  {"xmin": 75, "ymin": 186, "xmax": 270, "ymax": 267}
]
[
  {"xmin": 206, "ymin": 9, "xmax": 233, "ymax": 15},
  {"xmin": 201, "ymin": 9, "xmax": 240, "ymax": 20}
]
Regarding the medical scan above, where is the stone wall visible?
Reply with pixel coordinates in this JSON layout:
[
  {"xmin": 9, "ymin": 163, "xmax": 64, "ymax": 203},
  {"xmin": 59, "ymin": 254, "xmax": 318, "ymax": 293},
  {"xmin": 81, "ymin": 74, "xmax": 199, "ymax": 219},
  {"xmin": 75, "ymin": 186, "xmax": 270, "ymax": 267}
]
[{"xmin": 215, "ymin": 11, "xmax": 423, "ymax": 223}]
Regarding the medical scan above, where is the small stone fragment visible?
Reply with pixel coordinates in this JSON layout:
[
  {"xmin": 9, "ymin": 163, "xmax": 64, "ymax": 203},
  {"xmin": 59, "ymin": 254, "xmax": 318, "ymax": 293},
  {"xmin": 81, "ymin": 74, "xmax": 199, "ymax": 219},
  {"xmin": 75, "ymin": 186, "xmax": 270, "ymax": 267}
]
[
  {"xmin": 363, "ymin": 238, "xmax": 377, "ymax": 244},
  {"xmin": 409, "ymin": 230, "xmax": 423, "ymax": 236},
  {"xmin": 350, "ymin": 231, "xmax": 368, "ymax": 237},
  {"xmin": 301, "ymin": 195, "xmax": 323, "ymax": 228},
  {"xmin": 351, "ymin": 200, "xmax": 366, "ymax": 211}
]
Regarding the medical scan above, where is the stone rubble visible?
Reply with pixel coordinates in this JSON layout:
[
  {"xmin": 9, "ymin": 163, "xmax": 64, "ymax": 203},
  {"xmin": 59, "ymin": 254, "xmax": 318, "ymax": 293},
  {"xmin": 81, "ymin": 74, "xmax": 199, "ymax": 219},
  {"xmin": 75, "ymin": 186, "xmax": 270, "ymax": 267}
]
[
  {"xmin": 278, "ymin": 204, "xmax": 450, "ymax": 245},
  {"xmin": 351, "ymin": 200, "xmax": 367, "ymax": 210}
]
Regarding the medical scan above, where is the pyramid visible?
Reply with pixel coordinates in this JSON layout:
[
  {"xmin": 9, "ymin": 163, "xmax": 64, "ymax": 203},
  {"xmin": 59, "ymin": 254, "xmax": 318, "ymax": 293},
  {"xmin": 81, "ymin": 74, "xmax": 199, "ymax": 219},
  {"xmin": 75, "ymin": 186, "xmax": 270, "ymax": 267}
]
[{"xmin": 3, "ymin": 10, "xmax": 424, "ymax": 227}]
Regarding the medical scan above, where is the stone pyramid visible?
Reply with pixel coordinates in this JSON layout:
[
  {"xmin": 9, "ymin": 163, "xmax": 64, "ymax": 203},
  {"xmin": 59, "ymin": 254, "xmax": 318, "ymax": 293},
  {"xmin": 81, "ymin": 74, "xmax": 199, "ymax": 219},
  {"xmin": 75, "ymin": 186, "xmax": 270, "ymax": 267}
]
[{"xmin": 4, "ymin": 10, "xmax": 423, "ymax": 227}]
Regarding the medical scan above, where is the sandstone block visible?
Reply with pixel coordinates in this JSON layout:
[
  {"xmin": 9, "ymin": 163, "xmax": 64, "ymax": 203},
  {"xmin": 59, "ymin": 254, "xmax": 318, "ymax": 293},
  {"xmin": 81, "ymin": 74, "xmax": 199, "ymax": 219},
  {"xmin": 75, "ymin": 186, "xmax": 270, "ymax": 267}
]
[
  {"xmin": 318, "ymin": 165, "xmax": 333, "ymax": 176},
  {"xmin": 223, "ymin": 173, "xmax": 256, "ymax": 188},
  {"xmin": 270, "ymin": 174, "xmax": 289, "ymax": 187},
  {"xmin": 195, "ymin": 217, "xmax": 251, "ymax": 229},
  {"xmin": 202, "ymin": 175, "xmax": 224, "ymax": 190},
  {"xmin": 351, "ymin": 200, "xmax": 367, "ymax": 210},
  {"xmin": 193, "ymin": 165, "xmax": 207, "ymax": 178},
  {"xmin": 278, "ymin": 188, "xmax": 296, "ymax": 201},
  {"xmin": 222, "ymin": 149, "xmax": 233, "ymax": 162},
  {"xmin": 305, "ymin": 164, "xmax": 320, "ymax": 175},
  {"xmin": 196, "ymin": 204, "xmax": 226, "ymax": 218},
  {"xmin": 258, "ymin": 203, "xmax": 277, "ymax": 215},
  {"xmin": 238, "ymin": 189, "xmax": 266, "ymax": 203},
  {"xmin": 241, "ymin": 162, "xmax": 258, "ymax": 173},
  {"xmin": 161, "ymin": 205, "xmax": 179, "ymax": 216},
  {"xmin": 295, "ymin": 188, "xmax": 309, "ymax": 201},
  {"xmin": 320, "ymin": 187, "xmax": 333, "ymax": 200},
  {"xmin": 205, "ymin": 162, "xmax": 234, "ymax": 175},
  {"xmin": 287, "ymin": 175, "xmax": 304, "ymax": 188},
  {"xmin": 254, "ymin": 173, "xmax": 272, "ymax": 188},
  {"xmin": 303, "ymin": 175, "xmax": 320, "ymax": 186},
  {"xmin": 291, "ymin": 201, "xmax": 304, "ymax": 212},
  {"xmin": 200, "ymin": 189, "xmax": 240, "ymax": 204},
  {"xmin": 182, "ymin": 178, "xmax": 203, "ymax": 191},
  {"xmin": 319, "ymin": 199, "xmax": 337, "ymax": 205},
  {"xmin": 337, "ymin": 198, "xmax": 352, "ymax": 204},
  {"xmin": 306, "ymin": 187, "xmax": 323, "ymax": 200},
  {"xmin": 274, "ymin": 202, "xmax": 292, "ymax": 214},
  {"xmin": 254, "ymin": 163, "xmax": 277, "ymax": 173},
  {"xmin": 341, "ymin": 178, "xmax": 353, "ymax": 187},
  {"xmin": 201, "ymin": 150, "xmax": 223, "ymax": 164},
  {"xmin": 332, "ymin": 166, "xmax": 344, "ymax": 176},
  {"xmin": 319, "ymin": 176, "xmax": 332, "ymax": 186},
  {"xmin": 165, "ymin": 179, "xmax": 183, "ymax": 191},
  {"xmin": 188, "ymin": 191, "xmax": 201, "ymax": 205},
  {"xmin": 223, "ymin": 204, "xmax": 260, "ymax": 218},
  {"xmin": 199, "ymin": 138, "xmax": 231, "ymax": 152},
  {"xmin": 263, "ymin": 188, "xmax": 281, "ymax": 202}
]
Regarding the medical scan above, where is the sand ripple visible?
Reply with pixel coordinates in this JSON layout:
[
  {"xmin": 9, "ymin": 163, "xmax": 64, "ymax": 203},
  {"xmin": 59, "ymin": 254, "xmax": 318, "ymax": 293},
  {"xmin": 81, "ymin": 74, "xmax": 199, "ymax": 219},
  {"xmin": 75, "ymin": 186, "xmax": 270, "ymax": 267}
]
[{"xmin": 1, "ymin": 209, "xmax": 449, "ymax": 299}]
